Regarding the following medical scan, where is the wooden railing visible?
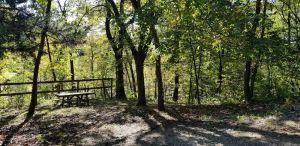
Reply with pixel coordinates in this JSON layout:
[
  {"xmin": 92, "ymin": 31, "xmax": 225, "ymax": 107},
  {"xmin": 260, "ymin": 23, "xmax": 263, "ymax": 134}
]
[{"xmin": 0, "ymin": 78, "xmax": 113, "ymax": 98}]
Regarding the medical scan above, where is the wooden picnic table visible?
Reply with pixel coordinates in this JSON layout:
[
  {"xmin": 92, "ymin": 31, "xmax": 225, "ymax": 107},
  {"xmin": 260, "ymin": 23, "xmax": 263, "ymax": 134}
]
[{"xmin": 54, "ymin": 92, "xmax": 95, "ymax": 106}]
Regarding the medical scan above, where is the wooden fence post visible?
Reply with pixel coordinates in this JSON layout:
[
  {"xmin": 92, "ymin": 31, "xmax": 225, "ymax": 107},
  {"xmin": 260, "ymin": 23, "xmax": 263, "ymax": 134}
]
[{"xmin": 77, "ymin": 80, "xmax": 80, "ymax": 92}]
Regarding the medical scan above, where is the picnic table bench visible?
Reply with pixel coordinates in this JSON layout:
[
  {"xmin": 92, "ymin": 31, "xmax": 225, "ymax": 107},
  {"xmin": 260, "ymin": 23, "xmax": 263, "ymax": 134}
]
[{"xmin": 54, "ymin": 92, "xmax": 95, "ymax": 106}]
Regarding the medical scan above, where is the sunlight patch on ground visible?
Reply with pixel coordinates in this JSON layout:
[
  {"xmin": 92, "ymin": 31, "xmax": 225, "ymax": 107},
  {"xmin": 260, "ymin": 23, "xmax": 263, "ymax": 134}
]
[
  {"xmin": 98, "ymin": 123, "xmax": 150, "ymax": 138},
  {"xmin": 200, "ymin": 115, "xmax": 214, "ymax": 121},
  {"xmin": 46, "ymin": 107, "xmax": 97, "ymax": 117},
  {"xmin": 82, "ymin": 122, "xmax": 152, "ymax": 145},
  {"xmin": 246, "ymin": 115, "xmax": 300, "ymax": 135},
  {"xmin": 225, "ymin": 129, "xmax": 264, "ymax": 139},
  {"xmin": 247, "ymin": 116, "xmax": 279, "ymax": 131},
  {"xmin": 5, "ymin": 112, "xmax": 26, "ymax": 126},
  {"xmin": 138, "ymin": 132, "xmax": 166, "ymax": 145},
  {"xmin": 153, "ymin": 109, "xmax": 177, "ymax": 121},
  {"xmin": 237, "ymin": 115, "xmax": 260, "ymax": 124},
  {"xmin": 283, "ymin": 120, "xmax": 299, "ymax": 129},
  {"xmin": 180, "ymin": 125, "xmax": 222, "ymax": 137},
  {"xmin": 176, "ymin": 130, "xmax": 210, "ymax": 144}
]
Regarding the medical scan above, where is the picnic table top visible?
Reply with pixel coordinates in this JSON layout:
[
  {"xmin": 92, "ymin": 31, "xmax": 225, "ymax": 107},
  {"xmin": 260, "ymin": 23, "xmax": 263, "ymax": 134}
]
[{"xmin": 54, "ymin": 92, "xmax": 95, "ymax": 97}]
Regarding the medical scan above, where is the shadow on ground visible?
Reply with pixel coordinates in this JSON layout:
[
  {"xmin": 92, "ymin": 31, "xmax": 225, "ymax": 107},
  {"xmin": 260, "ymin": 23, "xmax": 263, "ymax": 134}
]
[
  {"xmin": 0, "ymin": 101, "xmax": 299, "ymax": 145},
  {"xmin": 131, "ymin": 107, "xmax": 300, "ymax": 146}
]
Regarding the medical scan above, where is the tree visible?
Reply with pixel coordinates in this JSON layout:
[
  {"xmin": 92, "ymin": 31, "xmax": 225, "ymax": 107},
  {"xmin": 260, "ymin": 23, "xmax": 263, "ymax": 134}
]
[
  {"xmin": 249, "ymin": 0, "xmax": 268, "ymax": 99},
  {"xmin": 1, "ymin": 0, "xmax": 299, "ymax": 110},
  {"xmin": 244, "ymin": 0, "xmax": 262, "ymax": 103},
  {"xmin": 105, "ymin": 0, "xmax": 127, "ymax": 99},
  {"xmin": 0, "ymin": 0, "xmax": 37, "ymax": 57},
  {"xmin": 173, "ymin": 71, "xmax": 179, "ymax": 102},
  {"xmin": 107, "ymin": 0, "xmax": 152, "ymax": 106},
  {"xmin": 148, "ymin": 0, "xmax": 165, "ymax": 110},
  {"xmin": 46, "ymin": 35, "xmax": 57, "ymax": 81},
  {"xmin": 27, "ymin": 0, "xmax": 52, "ymax": 118}
]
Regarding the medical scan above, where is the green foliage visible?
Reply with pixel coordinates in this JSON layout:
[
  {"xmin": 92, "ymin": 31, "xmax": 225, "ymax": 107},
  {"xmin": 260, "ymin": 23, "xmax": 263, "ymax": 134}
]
[{"xmin": 0, "ymin": 0, "xmax": 299, "ymax": 108}]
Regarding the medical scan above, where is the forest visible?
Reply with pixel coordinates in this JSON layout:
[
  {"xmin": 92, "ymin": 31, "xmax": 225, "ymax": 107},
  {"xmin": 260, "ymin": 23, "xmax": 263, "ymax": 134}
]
[{"xmin": 0, "ymin": 0, "xmax": 299, "ymax": 145}]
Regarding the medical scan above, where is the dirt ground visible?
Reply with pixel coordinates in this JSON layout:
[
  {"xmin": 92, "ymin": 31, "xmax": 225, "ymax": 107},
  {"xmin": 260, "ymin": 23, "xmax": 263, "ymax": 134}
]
[{"xmin": 0, "ymin": 101, "xmax": 299, "ymax": 146}]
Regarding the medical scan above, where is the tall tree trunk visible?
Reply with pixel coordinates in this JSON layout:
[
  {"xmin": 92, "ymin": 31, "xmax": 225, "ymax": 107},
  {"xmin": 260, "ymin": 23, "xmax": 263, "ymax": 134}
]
[
  {"xmin": 46, "ymin": 35, "xmax": 56, "ymax": 81},
  {"xmin": 197, "ymin": 47, "xmax": 202, "ymax": 98},
  {"xmin": 105, "ymin": 5, "xmax": 127, "ymax": 100},
  {"xmin": 250, "ymin": 63, "xmax": 259, "ymax": 98},
  {"xmin": 129, "ymin": 60, "xmax": 137, "ymax": 97},
  {"xmin": 267, "ymin": 61, "xmax": 273, "ymax": 90},
  {"xmin": 125, "ymin": 49, "xmax": 137, "ymax": 97},
  {"xmin": 150, "ymin": 23, "xmax": 165, "ymax": 110},
  {"xmin": 194, "ymin": 62, "xmax": 200, "ymax": 104},
  {"xmin": 249, "ymin": 0, "xmax": 267, "ymax": 99},
  {"xmin": 155, "ymin": 56, "xmax": 165, "ymax": 110},
  {"xmin": 135, "ymin": 56, "xmax": 146, "ymax": 106},
  {"xmin": 296, "ymin": 18, "xmax": 300, "ymax": 94},
  {"xmin": 70, "ymin": 52, "xmax": 75, "ymax": 81},
  {"xmin": 90, "ymin": 47, "xmax": 94, "ymax": 78},
  {"xmin": 296, "ymin": 19, "xmax": 299, "ymax": 94},
  {"xmin": 131, "ymin": 52, "xmax": 148, "ymax": 105},
  {"xmin": 296, "ymin": 19, "xmax": 299, "ymax": 50},
  {"xmin": 115, "ymin": 53, "xmax": 126, "ymax": 99},
  {"xmin": 173, "ymin": 71, "xmax": 179, "ymax": 102},
  {"xmin": 188, "ymin": 63, "xmax": 193, "ymax": 104},
  {"xmin": 130, "ymin": 0, "xmax": 152, "ymax": 106},
  {"xmin": 288, "ymin": 13, "xmax": 291, "ymax": 47},
  {"xmin": 70, "ymin": 52, "xmax": 75, "ymax": 89},
  {"xmin": 287, "ymin": 11, "xmax": 294, "ymax": 93},
  {"xmin": 244, "ymin": 0, "xmax": 262, "ymax": 103},
  {"xmin": 217, "ymin": 50, "xmax": 224, "ymax": 94},
  {"xmin": 244, "ymin": 61, "xmax": 252, "ymax": 102},
  {"xmin": 125, "ymin": 63, "xmax": 133, "ymax": 92},
  {"xmin": 191, "ymin": 44, "xmax": 200, "ymax": 104},
  {"xmin": 27, "ymin": 0, "xmax": 52, "ymax": 118},
  {"xmin": 107, "ymin": 0, "xmax": 148, "ymax": 105},
  {"xmin": 154, "ymin": 78, "xmax": 157, "ymax": 99}
]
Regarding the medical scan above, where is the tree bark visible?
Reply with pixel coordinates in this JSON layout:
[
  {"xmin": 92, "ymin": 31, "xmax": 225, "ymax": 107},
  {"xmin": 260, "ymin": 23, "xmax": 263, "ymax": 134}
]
[
  {"xmin": 125, "ymin": 63, "xmax": 133, "ymax": 92},
  {"xmin": 155, "ymin": 56, "xmax": 165, "ymax": 110},
  {"xmin": 135, "ymin": 56, "xmax": 146, "ymax": 106},
  {"xmin": 46, "ymin": 35, "xmax": 56, "ymax": 81},
  {"xmin": 244, "ymin": 61, "xmax": 252, "ymax": 102},
  {"xmin": 69, "ymin": 52, "xmax": 75, "ymax": 89},
  {"xmin": 27, "ymin": 0, "xmax": 52, "ymax": 118},
  {"xmin": 115, "ymin": 53, "xmax": 126, "ymax": 99},
  {"xmin": 250, "ymin": 63, "xmax": 259, "ymax": 98},
  {"xmin": 267, "ymin": 61, "xmax": 273, "ymax": 90},
  {"xmin": 69, "ymin": 52, "xmax": 75, "ymax": 81},
  {"xmin": 191, "ymin": 43, "xmax": 200, "ymax": 104},
  {"xmin": 296, "ymin": 18, "xmax": 299, "ymax": 50},
  {"xmin": 150, "ymin": 22, "xmax": 165, "ymax": 110},
  {"xmin": 125, "ymin": 49, "xmax": 137, "ymax": 97},
  {"xmin": 129, "ymin": 59, "xmax": 137, "ymax": 97},
  {"xmin": 188, "ymin": 62, "xmax": 193, "ymax": 104},
  {"xmin": 90, "ymin": 47, "xmax": 94, "ymax": 78},
  {"xmin": 288, "ymin": 12, "xmax": 291, "ymax": 47},
  {"xmin": 217, "ymin": 50, "xmax": 224, "ymax": 94},
  {"xmin": 154, "ymin": 78, "xmax": 157, "ymax": 99},
  {"xmin": 173, "ymin": 71, "xmax": 179, "ymax": 102}
]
